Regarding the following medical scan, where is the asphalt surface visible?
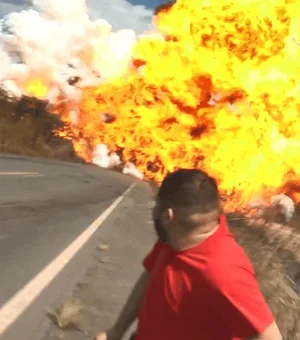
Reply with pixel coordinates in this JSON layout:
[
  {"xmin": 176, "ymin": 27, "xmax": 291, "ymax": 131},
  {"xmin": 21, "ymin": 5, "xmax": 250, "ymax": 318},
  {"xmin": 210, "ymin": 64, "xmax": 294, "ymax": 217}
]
[{"xmin": 0, "ymin": 155, "xmax": 141, "ymax": 340}]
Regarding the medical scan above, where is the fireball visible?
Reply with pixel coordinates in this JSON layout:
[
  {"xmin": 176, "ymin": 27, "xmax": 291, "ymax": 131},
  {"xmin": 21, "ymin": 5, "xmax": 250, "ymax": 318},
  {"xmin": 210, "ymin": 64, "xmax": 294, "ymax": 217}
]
[
  {"xmin": 2, "ymin": 0, "xmax": 300, "ymax": 211},
  {"xmin": 66, "ymin": 0, "xmax": 300, "ymax": 210}
]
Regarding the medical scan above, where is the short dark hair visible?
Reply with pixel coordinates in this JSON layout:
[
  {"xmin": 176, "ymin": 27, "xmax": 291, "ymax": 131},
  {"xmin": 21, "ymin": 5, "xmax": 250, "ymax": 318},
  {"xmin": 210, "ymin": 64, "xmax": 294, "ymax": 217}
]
[{"xmin": 158, "ymin": 169, "xmax": 220, "ymax": 215}]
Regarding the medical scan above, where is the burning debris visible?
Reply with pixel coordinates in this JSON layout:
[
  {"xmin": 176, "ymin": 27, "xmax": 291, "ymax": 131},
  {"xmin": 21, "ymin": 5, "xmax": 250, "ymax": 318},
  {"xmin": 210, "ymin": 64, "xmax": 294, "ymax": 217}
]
[
  {"xmin": 68, "ymin": 76, "xmax": 81, "ymax": 86},
  {"xmin": 100, "ymin": 112, "xmax": 116, "ymax": 123}
]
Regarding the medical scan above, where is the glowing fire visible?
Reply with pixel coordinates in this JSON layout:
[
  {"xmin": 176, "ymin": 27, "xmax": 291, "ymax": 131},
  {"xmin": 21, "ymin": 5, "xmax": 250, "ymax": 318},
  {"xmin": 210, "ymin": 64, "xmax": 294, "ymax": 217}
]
[
  {"xmin": 25, "ymin": 79, "xmax": 48, "ymax": 99},
  {"xmin": 56, "ymin": 0, "xmax": 300, "ymax": 209},
  {"xmin": 6, "ymin": 0, "xmax": 300, "ymax": 210}
]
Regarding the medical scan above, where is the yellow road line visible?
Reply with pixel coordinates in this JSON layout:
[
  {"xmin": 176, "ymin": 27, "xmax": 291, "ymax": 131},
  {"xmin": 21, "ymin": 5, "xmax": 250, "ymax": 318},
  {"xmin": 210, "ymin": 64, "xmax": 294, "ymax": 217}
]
[{"xmin": 0, "ymin": 172, "xmax": 40, "ymax": 175}]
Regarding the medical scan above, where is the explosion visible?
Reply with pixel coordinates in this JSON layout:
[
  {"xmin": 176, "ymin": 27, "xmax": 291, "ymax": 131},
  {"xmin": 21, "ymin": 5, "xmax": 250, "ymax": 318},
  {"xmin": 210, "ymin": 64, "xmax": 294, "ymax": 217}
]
[{"xmin": 1, "ymin": 0, "xmax": 300, "ymax": 211}]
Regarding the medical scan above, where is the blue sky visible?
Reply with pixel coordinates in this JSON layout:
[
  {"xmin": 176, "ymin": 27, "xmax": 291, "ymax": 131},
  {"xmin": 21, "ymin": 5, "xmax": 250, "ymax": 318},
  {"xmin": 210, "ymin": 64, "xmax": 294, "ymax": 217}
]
[
  {"xmin": 126, "ymin": 0, "xmax": 166, "ymax": 7},
  {"xmin": 0, "ymin": 0, "xmax": 167, "ymax": 33}
]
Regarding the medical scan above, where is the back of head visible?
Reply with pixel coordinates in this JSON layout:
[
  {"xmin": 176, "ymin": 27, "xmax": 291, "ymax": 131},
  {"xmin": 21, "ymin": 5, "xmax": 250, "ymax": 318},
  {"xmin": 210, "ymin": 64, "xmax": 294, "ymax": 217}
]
[{"xmin": 157, "ymin": 169, "xmax": 221, "ymax": 229}]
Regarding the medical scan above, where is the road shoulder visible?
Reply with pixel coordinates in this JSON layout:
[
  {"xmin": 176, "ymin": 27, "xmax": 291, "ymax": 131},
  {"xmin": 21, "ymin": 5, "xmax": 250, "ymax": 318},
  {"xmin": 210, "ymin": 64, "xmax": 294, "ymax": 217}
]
[{"xmin": 42, "ymin": 182, "xmax": 156, "ymax": 340}]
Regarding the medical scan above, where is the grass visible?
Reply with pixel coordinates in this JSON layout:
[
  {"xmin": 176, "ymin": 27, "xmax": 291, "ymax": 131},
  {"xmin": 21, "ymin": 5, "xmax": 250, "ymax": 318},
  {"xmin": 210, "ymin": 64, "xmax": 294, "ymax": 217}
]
[{"xmin": 0, "ymin": 89, "xmax": 83, "ymax": 162}]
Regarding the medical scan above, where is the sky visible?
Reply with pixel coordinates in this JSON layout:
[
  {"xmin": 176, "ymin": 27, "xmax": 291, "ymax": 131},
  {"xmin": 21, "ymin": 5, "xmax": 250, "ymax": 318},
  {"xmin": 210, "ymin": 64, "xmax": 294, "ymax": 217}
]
[{"xmin": 0, "ymin": 0, "xmax": 167, "ymax": 33}]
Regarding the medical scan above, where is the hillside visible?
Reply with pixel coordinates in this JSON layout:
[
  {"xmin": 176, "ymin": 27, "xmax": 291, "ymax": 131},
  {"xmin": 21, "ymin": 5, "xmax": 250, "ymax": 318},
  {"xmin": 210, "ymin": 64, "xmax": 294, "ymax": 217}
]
[{"xmin": 0, "ymin": 89, "xmax": 83, "ymax": 163}]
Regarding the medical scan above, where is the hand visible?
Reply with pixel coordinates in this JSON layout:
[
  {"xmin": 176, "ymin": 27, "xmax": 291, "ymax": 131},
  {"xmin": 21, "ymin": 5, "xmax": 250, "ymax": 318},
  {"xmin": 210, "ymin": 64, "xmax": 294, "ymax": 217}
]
[
  {"xmin": 95, "ymin": 333, "xmax": 107, "ymax": 340},
  {"xmin": 95, "ymin": 328, "xmax": 122, "ymax": 340}
]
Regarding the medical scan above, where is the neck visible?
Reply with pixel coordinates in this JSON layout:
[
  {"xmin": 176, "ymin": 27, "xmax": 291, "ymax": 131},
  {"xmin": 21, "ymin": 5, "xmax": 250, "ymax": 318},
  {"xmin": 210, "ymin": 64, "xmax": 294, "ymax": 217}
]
[{"xmin": 168, "ymin": 221, "xmax": 219, "ymax": 251}]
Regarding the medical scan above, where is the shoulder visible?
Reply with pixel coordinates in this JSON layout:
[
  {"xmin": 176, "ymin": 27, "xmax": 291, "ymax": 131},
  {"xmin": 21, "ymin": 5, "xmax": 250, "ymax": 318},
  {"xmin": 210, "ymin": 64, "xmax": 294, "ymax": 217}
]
[
  {"xmin": 143, "ymin": 240, "xmax": 165, "ymax": 272},
  {"xmin": 203, "ymin": 215, "xmax": 255, "ymax": 285},
  {"xmin": 198, "ymin": 229, "xmax": 274, "ymax": 336},
  {"xmin": 151, "ymin": 240, "xmax": 165, "ymax": 253},
  {"xmin": 204, "ymin": 245, "xmax": 271, "ymax": 316},
  {"xmin": 205, "ymin": 240, "xmax": 256, "ymax": 290}
]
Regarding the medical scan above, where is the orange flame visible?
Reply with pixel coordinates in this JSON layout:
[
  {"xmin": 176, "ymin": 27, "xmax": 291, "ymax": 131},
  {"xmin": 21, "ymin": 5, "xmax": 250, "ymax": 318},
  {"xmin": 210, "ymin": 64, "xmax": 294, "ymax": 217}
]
[{"xmin": 59, "ymin": 0, "xmax": 300, "ymax": 209}]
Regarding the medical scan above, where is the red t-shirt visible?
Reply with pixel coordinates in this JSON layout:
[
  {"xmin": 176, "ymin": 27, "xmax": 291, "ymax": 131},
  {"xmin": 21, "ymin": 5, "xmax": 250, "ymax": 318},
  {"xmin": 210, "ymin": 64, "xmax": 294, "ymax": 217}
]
[{"xmin": 135, "ymin": 215, "xmax": 274, "ymax": 340}]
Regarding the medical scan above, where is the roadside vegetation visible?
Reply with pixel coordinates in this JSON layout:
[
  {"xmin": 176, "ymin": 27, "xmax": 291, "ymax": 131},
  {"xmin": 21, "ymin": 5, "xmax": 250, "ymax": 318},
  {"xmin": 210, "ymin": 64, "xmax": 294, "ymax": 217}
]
[
  {"xmin": 0, "ymin": 89, "xmax": 83, "ymax": 162},
  {"xmin": 229, "ymin": 213, "xmax": 300, "ymax": 339}
]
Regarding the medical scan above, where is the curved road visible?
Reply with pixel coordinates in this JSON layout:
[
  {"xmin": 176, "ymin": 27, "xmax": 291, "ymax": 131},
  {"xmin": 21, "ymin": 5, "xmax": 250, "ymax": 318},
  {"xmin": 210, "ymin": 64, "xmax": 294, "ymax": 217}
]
[{"xmin": 0, "ymin": 155, "xmax": 137, "ymax": 340}]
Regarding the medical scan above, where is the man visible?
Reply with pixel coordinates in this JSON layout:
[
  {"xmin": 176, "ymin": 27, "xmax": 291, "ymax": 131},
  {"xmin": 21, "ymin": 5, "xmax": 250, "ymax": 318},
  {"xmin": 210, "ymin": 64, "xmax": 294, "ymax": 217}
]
[{"xmin": 96, "ymin": 169, "xmax": 282, "ymax": 340}]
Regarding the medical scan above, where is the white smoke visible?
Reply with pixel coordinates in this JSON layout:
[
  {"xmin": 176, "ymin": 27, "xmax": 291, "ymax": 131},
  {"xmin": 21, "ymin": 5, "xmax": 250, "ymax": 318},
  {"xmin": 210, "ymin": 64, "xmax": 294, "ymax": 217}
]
[
  {"xmin": 93, "ymin": 144, "xmax": 121, "ymax": 169},
  {"xmin": 123, "ymin": 162, "xmax": 144, "ymax": 180},
  {"xmin": 0, "ymin": 0, "xmax": 138, "ymax": 103},
  {"xmin": 249, "ymin": 194, "xmax": 295, "ymax": 222},
  {"xmin": 92, "ymin": 144, "xmax": 144, "ymax": 180},
  {"xmin": 0, "ymin": 47, "xmax": 11, "ymax": 78},
  {"xmin": 271, "ymin": 193, "xmax": 295, "ymax": 222},
  {"xmin": 0, "ymin": 0, "xmax": 152, "ymax": 177}
]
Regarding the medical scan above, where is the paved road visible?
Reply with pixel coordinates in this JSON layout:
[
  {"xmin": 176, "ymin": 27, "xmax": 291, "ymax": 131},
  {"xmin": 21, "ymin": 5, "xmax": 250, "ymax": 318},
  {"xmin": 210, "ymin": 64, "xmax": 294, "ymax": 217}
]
[{"xmin": 0, "ymin": 155, "xmax": 136, "ymax": 340}]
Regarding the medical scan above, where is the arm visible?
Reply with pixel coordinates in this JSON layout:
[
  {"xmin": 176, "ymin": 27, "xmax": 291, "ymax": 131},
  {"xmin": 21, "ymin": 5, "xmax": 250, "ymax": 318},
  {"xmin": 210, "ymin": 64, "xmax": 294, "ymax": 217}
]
[
  {"xmin": 212, "ymin": 256, "xmax": 281, "ymax": 340},
  {"xmin": 110, "ymin": 270, "xmax": 149, "ymax": 338},
  {"xmin": 96, "ymin": 241, "xmax": 162, "ymax": 340},
  {"xmin": 256, "ymin": 321, "xmax": 282, "ymax": 340},
  {"xmin": 107, "ymin": 241, "xmax": 163, "ymax": 339}
]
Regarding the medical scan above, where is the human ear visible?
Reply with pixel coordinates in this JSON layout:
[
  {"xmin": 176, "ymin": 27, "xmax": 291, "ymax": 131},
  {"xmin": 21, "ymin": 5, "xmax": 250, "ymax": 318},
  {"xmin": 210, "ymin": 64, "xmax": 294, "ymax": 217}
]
[{"xmin": 162, "ymin": 208, "xmax": 174, "ymax": 225}]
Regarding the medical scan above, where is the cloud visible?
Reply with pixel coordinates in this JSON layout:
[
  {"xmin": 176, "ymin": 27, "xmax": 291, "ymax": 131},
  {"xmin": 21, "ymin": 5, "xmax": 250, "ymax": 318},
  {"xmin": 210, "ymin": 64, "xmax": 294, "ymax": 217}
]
[{"xmin": 0, "ymin": 0, "xmax": 154, "ymax": 34}]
